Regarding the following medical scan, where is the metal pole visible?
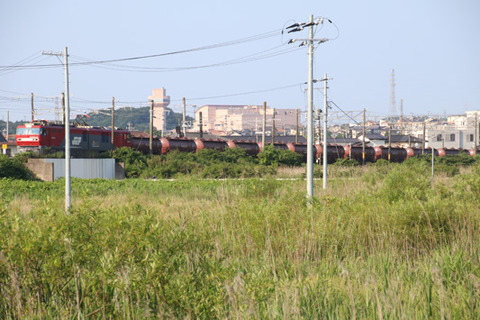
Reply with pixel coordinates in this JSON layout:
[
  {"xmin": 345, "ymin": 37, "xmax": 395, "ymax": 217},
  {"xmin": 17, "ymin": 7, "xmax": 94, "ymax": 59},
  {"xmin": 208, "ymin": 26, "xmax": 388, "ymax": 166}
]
[
  {"xmin": 6, "ymin": 111, "xmax": 9, "ymax": 141},
  {"xmin": 111, "ymin": 97, "xmax": 115, "ymax": 145},
  {"xmin": 322, "ymin": 74, "xmax": 328, "ymax": 190},
  {"xmin": 475, "ymin": 113, "xmax": 478, "ymax": 155},
  {"xmin": 182, "ymin": 97, "xmax": 187, "ymax": 138},
  {"xmin": 362, "ymin": 108, "xmax": 366, "ymax": 165},
  {"xmin": 306, "ymin": 14, "xmax": 314, "ymax": 201},
  {"xmin": 422, "ymin": 122, "xmax": 426, "ymax": 155},
  {"xmin": 431, "ymin": 146, "xmax": 434, "ymax": 179},
  {"xmin": 64, "ymin": 47, "xmax": 71, "ymax": 213},
  {"xmin": 262, "ymin": 101, "xmax": 266, "ymax": 151},
  {"xmin": 388, "ymin": 125, "xmax": 392, "ymax": 161},
  {"xmin": 61, "ymin": 92, "xmax": 65, "ymax": 125},
  {"xmin": 31, "ymin": 93, "xmax": 34, "ymax": 122},
  {"xmin": 295, "ymin": 109, "xmax": 299, "ymax": 144},
  {"xmin": 199, "ymin": 112, "xmax": 203, "ymax": 139},
  {"xmin": 272, "ymin": 108, "xmax": 276, "ymax": 144},
  {"xmin": 149, "ymin": 100, "xmax": 153, "ymax": 155}
]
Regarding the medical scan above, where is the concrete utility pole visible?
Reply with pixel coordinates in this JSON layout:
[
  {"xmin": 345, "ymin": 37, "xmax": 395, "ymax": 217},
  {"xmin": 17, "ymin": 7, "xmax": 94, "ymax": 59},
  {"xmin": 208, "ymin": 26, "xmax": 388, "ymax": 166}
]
[
  {"xmin": 322, "ymin": 74, "xmax": 328, "ymax": 190},
  {"xmin": 111, "ymin": 97, "xmax": 115, "ymax": 145},
  {"xmin": 306, "ymin": 15, "xmax": 315, "ymax": 201},
  {"xmin": 43, "ymin": 47, "xmax": 71, "ymax": 213},
  {"xmin": 149, "ymin": 100, "xmax": 154, "ymax": 155},
  {"xmin": 262, "ymin": 101, "xmax": 266, "ymax": 151},
  {"xmin": 182, "ymin": 97, "xmax": 187, "ymax": 137},
  {"xmin": 362, "ymin": 108, "xmax": 366, "ymax": 165},
  {"xmin": 272, "ymin": 108, "xmax": 276, "ymax": 144},
  {"xmin": 31, "ymin": 93, "xmax": 34, "ymax": 122}
]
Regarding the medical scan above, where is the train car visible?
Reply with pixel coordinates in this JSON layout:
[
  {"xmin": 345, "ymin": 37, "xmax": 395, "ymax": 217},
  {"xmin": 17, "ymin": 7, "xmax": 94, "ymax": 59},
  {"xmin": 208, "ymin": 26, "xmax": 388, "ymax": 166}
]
[
  {"xmin": 316, "ymin": 144, "xmax": 345, "ymax": 164},
  {"xmin": 226, "ymin": 140, "xmax": 261, "ymax": 156},
  {"xmin": 343, "ymin": 145, "xmax": 376, "ymax": 163},
  {"xmin": 194, "ymin": 139, "xmax": 229, "ymax": 152},
  {"xmin": 159, "ymin": 137, "xmax": 197, "ymax": 154},
  {"xmin": 374, "ymin": 146, "xmax": 407, "ymax": 162},
  {"xmin": 16, "ymin": 121, "xmax": 131, "ymax": 157}
]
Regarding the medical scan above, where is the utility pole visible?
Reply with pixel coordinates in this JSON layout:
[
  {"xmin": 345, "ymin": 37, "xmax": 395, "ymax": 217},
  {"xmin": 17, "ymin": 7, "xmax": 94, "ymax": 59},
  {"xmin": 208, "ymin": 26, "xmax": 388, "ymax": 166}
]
[
  {"xmin": 111, "ymin": 97, "xmax": 115, "ymax": 145},
  {"xmin": 295, "ymin": 109, "xmax": 299, "ymax": 144},
  {"xmin": 199, "ymin": 112, "xmax": 203, "ymax": 139},
  {"xmin": 272, "ymin": 108, "xmax": 276, "ymax": 144},
  {"xmin": 182, "ymin": 97, "xmax": 187, "ymax": 138},
  {"xmin": 388, "ymin": 125, "xmax": 392, "ymax": 161},
  {"xmin": 322, "ymin": 74, "xmax": 329, "ymax": 189},
  {"xmin": 306, "ymin": 14, "xmax": 314, "ymax": 201},
  {"xmin": 362, "ymin": 108, "xmax": 366, "ymax": 165},
  {"xmin": 61, "ymin": 92, "xmax": 65, "ymax": 124},
  {"xmin": 149, "ymin": 100, "xmax": 153, "ymax": 155},
  {"xmin": 422, "ymin": 122, "xmax": 426, "ymax": 155},
  {"xmin": 43, "ymin": 47, "xmax": 71, "ymax": 213},
  {"xmin": 262, "ymin": 101, "xmax": 266, "ymax": 151},
  {"xmin": 6, "ymin": 111, "xmax": 9, "ymax": 141},
  {"xmin": 475, "ymin": 113, "xmax": 478, "ymax": 155},
  {"xmin": 31, "ymin": 92, "xmax": 34, "ymax": 122}
]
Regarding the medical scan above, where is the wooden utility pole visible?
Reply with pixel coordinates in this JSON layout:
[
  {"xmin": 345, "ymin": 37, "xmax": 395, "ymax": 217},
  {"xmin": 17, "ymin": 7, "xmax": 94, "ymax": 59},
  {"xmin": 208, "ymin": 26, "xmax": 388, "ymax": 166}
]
[
  {"xmin": 6, "ymin": 111, "xmax": 9, "ymax": 141},
  {"xmin": 199, "ymin": 112, "xmax": 203, "ymax": 139},
  {"xmin": 149, "ymin": 100, "xmax": 153, "ymax": 155},
  {"xmin": 61, "ymin": 92, "xmax": 65, "ymax": 124},
  {"xmin": 422, "ymin": 122, "xmax": 426, "ymax": 155},
  {"xmin": 362, "ymin": 108, "xmax": 366, "ymax": 165},
  {"xmin": 31, "ymin": 92, "xmax": 34, "ymax": 122},
  {"xmin": 272, "ymin": 108, "xmax": 276, "ymax": 144},
  {"xmin": 111, "ymin": 97, "xmax": 115, "ymax": 145},
  {"xmin": 388, "ymin": 125, "xmax": 392, "ymax": 161},
  {"xmin": 295, "ymin": 109, "xmax": 299, "ymax": 144},
  {"xmin": 262, "ymin": 101, "xmax": 266, "ymax": 151},
  {"xmin": 182, "ymin": 97, "xmax": 187, "ymax": 138},
  {"xmin": 475, "ymin": 113, "xmax": 478, "ymax": 155}
]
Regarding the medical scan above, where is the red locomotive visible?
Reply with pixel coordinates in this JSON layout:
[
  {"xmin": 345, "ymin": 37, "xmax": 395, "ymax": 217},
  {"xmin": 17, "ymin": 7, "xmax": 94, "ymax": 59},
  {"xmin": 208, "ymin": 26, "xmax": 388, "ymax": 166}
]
[{"xmin": 16, "ymin": 120, "xmax": 131, "ymax": 157}]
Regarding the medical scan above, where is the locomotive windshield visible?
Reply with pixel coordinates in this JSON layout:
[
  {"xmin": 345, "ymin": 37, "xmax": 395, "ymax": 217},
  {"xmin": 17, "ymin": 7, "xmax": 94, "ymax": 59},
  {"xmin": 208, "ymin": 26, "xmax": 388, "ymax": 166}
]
[{"xmin": 16, "ymin": 128, "xmax": 41, "ymax": 135}]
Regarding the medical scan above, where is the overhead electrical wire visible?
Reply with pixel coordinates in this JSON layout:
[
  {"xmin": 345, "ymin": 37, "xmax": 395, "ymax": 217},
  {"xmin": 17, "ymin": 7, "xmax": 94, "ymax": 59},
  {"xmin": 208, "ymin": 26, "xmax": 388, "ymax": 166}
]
[{"xmin": 0, "ymin": 29, "xmax": 283, "ymax": 71}]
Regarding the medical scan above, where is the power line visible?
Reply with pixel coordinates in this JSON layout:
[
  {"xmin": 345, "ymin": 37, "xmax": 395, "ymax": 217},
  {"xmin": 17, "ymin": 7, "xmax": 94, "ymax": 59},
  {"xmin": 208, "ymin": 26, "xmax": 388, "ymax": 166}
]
[{"xmin": 0, "ymin": 29, "xmax": 283, "ymax": 71}]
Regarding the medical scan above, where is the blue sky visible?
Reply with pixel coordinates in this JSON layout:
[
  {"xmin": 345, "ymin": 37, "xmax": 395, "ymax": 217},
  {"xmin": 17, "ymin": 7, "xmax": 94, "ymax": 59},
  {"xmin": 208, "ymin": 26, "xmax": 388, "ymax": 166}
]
[{"xmin": 1, "ymin": 0, "xmax": 479, "ymax": 121}]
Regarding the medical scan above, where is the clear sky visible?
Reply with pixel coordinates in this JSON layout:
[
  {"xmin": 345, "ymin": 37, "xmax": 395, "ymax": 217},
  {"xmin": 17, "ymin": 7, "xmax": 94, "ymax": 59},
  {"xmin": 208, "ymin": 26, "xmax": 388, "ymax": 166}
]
[{"xmin": 1, "ymin": 0, "xmax": 479, "ymax": 122}]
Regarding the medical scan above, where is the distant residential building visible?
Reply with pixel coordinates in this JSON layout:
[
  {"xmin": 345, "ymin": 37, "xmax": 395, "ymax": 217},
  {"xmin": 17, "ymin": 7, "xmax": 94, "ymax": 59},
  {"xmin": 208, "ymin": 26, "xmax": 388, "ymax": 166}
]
[{"xmin": 192, "ymin": 105, "xmax": 300, "ymax": 135}]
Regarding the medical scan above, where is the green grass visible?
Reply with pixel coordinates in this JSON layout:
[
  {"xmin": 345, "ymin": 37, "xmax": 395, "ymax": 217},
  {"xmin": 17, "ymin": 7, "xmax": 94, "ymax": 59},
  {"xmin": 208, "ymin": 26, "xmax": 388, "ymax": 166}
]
[{"xmin": 0, "ymin": 162, "xmax": 480, "ymax": 318}]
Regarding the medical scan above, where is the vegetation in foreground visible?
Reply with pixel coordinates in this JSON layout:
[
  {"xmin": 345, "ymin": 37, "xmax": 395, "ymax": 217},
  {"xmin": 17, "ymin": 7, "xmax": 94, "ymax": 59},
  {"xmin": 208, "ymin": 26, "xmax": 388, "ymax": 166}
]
[{"xmin": 0, "ymin": 158, "xmax": 480, "ymax": 318}]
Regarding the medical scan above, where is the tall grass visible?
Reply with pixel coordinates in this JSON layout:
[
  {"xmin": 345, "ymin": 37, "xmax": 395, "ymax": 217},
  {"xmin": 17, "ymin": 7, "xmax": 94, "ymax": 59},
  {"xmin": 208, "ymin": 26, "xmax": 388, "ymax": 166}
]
[{"xmin": 0, "ymin": 162, "xmax": 479, "ymax": 318}]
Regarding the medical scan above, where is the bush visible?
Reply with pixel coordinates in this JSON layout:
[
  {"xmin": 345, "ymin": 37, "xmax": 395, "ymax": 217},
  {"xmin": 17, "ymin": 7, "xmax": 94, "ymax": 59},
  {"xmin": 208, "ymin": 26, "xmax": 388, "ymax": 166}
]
[
  {"xmin": 0, "ymin": 155, "xmax": 37, "ymax": 180},
  {"xmin": 104, "ymin": 147, "xmax": 147, "ymax": 178},
  {"xmin": 258, "ymin": 144, "xmax": 303, "ymax": 167},
  {"xmin": 333, "ymin": 158, "xmax": 359, "ymax": 166}
]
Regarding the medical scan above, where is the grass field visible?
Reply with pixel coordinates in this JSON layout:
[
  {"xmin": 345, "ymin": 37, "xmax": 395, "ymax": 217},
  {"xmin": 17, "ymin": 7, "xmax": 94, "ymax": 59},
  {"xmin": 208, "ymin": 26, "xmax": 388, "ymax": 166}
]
[{"xmin": 1, "ymin": 161, "xmax": 479, "ymax": 319}]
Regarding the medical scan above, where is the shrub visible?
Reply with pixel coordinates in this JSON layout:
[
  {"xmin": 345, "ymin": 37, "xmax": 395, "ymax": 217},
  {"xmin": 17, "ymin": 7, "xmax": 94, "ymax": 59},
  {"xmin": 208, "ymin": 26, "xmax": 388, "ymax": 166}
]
[{"xmin": 0, "ymin": 155, "xmax": 37, "ymax": 180}]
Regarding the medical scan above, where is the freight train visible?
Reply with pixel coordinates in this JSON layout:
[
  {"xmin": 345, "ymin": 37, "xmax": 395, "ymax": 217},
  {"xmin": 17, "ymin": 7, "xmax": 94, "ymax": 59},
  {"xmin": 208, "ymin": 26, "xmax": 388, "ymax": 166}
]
[{"xmin": 16, "ymin": 121, "xmax": 478, "ymax": 163}]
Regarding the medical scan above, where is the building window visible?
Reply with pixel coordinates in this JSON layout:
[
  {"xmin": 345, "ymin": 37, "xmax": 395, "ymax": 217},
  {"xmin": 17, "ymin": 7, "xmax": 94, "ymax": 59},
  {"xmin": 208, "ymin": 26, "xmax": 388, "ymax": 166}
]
[
  {"xmin": 436, "ymin": 134, "xmax": 442, "ymax": 142},
  {"xmin": 468, "ymin": 134, "xmax": 474, "ymax": 142},
  {"xmin": 450, "ymin": 133, "xmax": 455, "ymax": 142}
]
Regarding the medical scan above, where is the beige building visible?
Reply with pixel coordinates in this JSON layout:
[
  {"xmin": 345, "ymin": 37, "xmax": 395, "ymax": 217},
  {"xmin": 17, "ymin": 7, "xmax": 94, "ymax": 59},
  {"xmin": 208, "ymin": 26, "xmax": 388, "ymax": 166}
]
[
  {"xmin": 192, "ymin": 105, "xmax": 299, "ymax": 135},
  {"xmin": 148, "ymin": 88, "xmax": 170, "ymax": 134}
]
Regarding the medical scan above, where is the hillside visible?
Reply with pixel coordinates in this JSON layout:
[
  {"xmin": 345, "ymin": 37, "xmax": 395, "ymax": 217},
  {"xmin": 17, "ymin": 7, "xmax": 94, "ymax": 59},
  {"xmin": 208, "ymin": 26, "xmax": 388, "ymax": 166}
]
[{"xmin": 83, "ymin": 106, "xmax": 194, "ymax": 133}]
